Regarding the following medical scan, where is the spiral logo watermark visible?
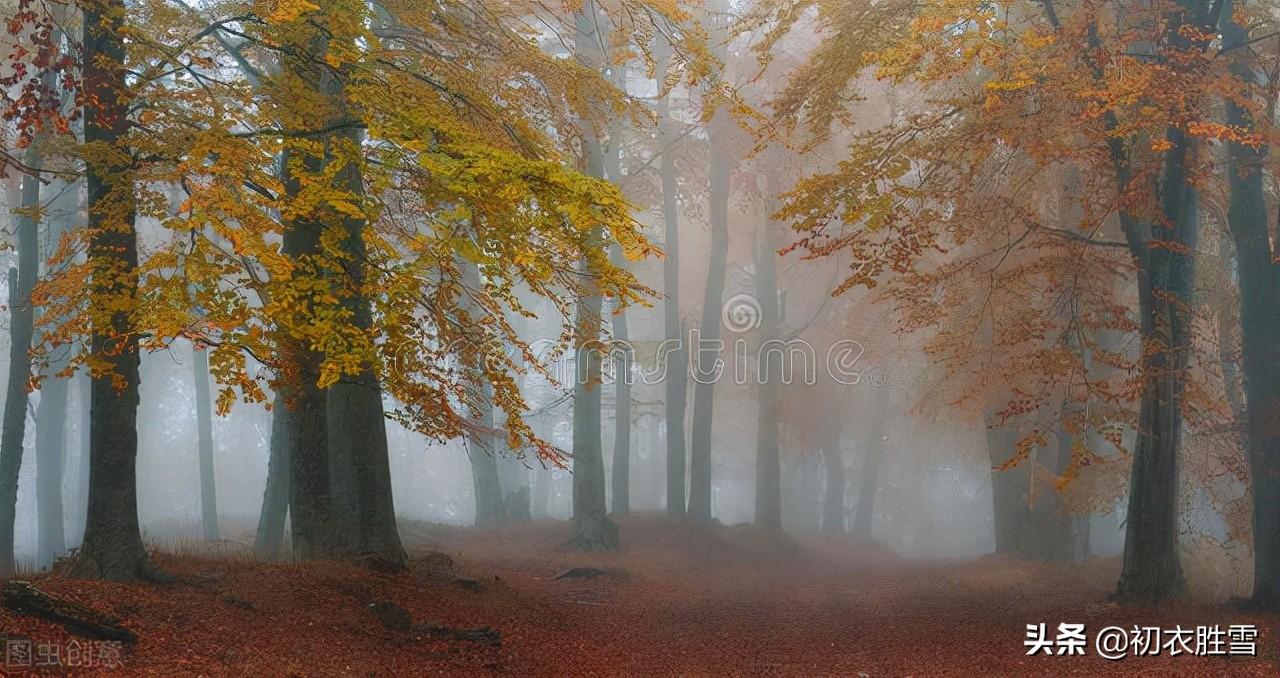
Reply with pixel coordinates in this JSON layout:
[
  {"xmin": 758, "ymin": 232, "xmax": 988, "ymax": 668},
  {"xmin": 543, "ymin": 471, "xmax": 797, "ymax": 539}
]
[{"xmin": 722, "ymin": 293, "xmax": 761, "ymax": 333}]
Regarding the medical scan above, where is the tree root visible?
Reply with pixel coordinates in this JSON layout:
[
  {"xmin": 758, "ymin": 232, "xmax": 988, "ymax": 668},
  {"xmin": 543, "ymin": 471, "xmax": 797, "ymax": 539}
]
[
  {"xmin": 368, "ymin": 600, "xmax": 501, "ymax": 646},
  {"xmin": 2, "ymin": 581, "xmax": 137, "ymax": 643}
]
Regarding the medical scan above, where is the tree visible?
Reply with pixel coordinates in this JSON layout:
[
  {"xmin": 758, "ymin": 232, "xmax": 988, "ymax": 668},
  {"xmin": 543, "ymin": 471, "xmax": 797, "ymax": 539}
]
[
  {"xmin": 687, "ymin": 2, "xmax": 733, "ymax": 523},
  {"xmin": 762, "ymin": 0, "xmax": 1237, "ymax": 602},
  {"xmin": 72, "ymin": 0, "xmax": 156, "ymax": 581},
  {"xmin": 0, "ymin": 139, "xmax": 40, "ymax": 575},
  {"xmin": 1219, "ymin": 0, "xmax": 1280, "ymax": 609},
  {"xmin": 193, "ymin": 345, "xmax": 218, "ymax": 540}
]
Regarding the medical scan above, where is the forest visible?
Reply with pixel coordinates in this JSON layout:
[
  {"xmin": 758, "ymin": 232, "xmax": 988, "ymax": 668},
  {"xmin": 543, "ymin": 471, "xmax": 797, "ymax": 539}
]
[{"xmin": 0, "ymin": 0, "xmax": 1276, "ymax": 674}]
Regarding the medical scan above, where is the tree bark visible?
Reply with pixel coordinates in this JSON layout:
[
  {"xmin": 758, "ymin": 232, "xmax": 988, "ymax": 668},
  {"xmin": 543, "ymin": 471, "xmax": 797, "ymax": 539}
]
[
  {"xmin": 193, "ymin": 346, "xmax": 218, "ymax": 540},
  {"xmin": 70, "ymin": 0, "xmax": 156, "ymax": 581},
  {"xmin": 754, "ymin": 220, "xmax": 782, "ymax": 532},
  {"xmin": 1114, "ymin": 129, "xmax": 1196, "ymax": 602},
  {"xmin": 609, "ymin": 289, "xmax": 631, "ymax": 515},
  {"xmin": 323, "ymin": 128, "xmax": 405, "ymax": 565},
  {"xmin": 654, "ymin": 36, "xmax": 688, "ymax": 519},
  {"xmin": 254, "ymin": 395, "xmax": 290, "ymax": 559},
  {"xmin": 852, "ymin": 412, "xmax": 884, "ymax": 538},
  {"xmin": 33, "ymin": 174, "xmax": 77, "ymax": 570},
  {"xmin": 565, "ymin": 0, "xmax": 618, "ymax": 550},
  {"xmin": 1220, "ymin": 4, "xmax": 1280, "ymax": 609},
  {"xmin": 457, "ymin": 258, "xmax": 506, "ymax": 528},
  {"xmin": 0, "ymin": 140, "xmax": 43, "ymax": 574},
  {"xmin": 279, "ymin": 139, "xmax": 337, "ymax": 559},
  {"xmin": 821, "ymin": 443, "xmax": 846, "ymax": 535},
  {"xmin": 687, "ymin": 11, "xmax": 733, "ymax": 522}
]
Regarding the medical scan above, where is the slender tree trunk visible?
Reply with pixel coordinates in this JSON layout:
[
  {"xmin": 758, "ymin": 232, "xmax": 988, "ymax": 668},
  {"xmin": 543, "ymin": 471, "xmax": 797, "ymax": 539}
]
[
  {"xmin": 654, "ymin": 36, "xmax": 688, "ymax": 518},
  {"xmin": 610, "ymin": 290, "xmax": 631, "ymax": 515},
  {"xmin": 34, "ymin": 175, "xmax": 77, "ymax": 570},
  {"xmin": 468, "ymin": 383, "xmax": 507, "ymax": 528},
  {"xmin": 75, "ymin": 372, "xmax": 90, "ymax": 547},
  {"xmin": 754, "ymin": 221, "xmax": 782, "ymax": 532},
  {"xmin": 193, "ymin": 346, "xmax": 217, "ymax": 540},
  {"xmin": 0, "ymin": 141, "xmax": 41, "ymax": 575},
  {"xmin": 35, "ymin": 363, "xmax": 67, "ymax": 570},
  {"xmin": 821, "ymin": 429, "xmax": 846, "ymax": 536},
  {"xmin": 687, "ymin": 144, "xmax": 729, "ymax": 523},
  {"xmin": 852, "ymin": 413, "xmax": 885, "ymax": 538},
  {"xmin": 71, "ymin": 0, "xmax": 156, "ymax": 580},
  {"xmin": 599, "ymin": 63, "xmax": 632, "ymax": 517},
  {"xmin": 254, "ymin": 395, "xmax": 290, "ymax": 559},
  {"xmin": 457, "ymin": 258, "xmax": 506, "ymax": 528},
  {"xmin": 1221, "ymin": 5, "xmax": 1280, "ymax": 609}
]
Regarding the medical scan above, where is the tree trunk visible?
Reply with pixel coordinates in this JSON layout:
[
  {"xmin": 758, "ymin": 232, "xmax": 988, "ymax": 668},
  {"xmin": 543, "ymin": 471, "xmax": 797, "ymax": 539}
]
[
  {"xmin": 821, "ymin": 448, "xmax": 845, "ymax": 536},
  {"xmin": 468, "ymin": 381, "xmax": 507, "ymax": 528},
  {"xmin": 35, "ymin": 365, "xmax": 68, "ymax": 570},
  {"xmin": 754, "ymin": 221, "xmax": 782, "ymax": 532},
  {"xmin": 71, "ymin": 0, "xmax": 156, "ymax": 580},
  {"xmin": 280, "ymin": 142, "xmax": 336, "ymax": 559},
  {"xmin": 33, "ymin": 174, "xmax": 77, "ymax": 570},
  {"xmin": 0, "ymin": 140, "xmax": 41, "ymax": 575},
  {"xmin": 458, "ymin": 258, "xmax": 506, "ymax": 528},
  {"xmin": 986, "ymin": 410, "xmax": 1028, "ymax": 554},
  {"xmin": 254, "ymin": 395, "xmax": 290, "ymax": 559},
  {"xmin": 192, "ymin": 346, "xmax": 218, "ymax": 540},
  {"xmin": 563, "ymin": 0, "xmax": 618, "ymax": 550},
  {"xmin": 74, "ymin": 372, "xmax": 90, "ymax": 548},
  {"xmin": 654, "ymin": 36, "xmax": 688, "ymax": 519},
  {"xmin": 852, "ymin": 413, "xmax": 884, "ymax": 538},
  {"xmin": 324, "ymin": 128, "xmax": 405, "ymax": 565},
  {"xmin": 0, "ymin": 138, "xmax": 43, "ymax": 575},
  {"xmin": 1114, "ymin": 127, "xmax": 1196, "ymax": 602},
  {"xmin": 610, "ymin": 289, "xmax": 631, "ymax": 515},
  {"xmin": 687, "ymin": 15, "xmax": 733, "ymax": 523},
  {"xmin": 1221, "ymin": 6, "xmax": 1280, "ymax": 609}
]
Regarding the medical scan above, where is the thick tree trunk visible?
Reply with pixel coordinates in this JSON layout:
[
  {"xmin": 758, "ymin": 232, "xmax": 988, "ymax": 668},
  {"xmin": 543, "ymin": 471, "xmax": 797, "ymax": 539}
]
[
  {"xmin": 193, "ymin": 346, "xmax": 217, "ymax": 540},
  {"xmin": 1019, "ymin": 429, "xmax": 1090, "ymax": 562},
  {"xmin": 566, "ymin": 0, "xmax": 617, "ymax": 551},
  {"xmin": 324, "ymin": 127, "xmax": 405, "ymax": 566},
  {"xmin": 1221, "ymin": 7, "xmax": 1280, "ymax": 609},
  {"xmin": 654, "ymin": 36, "xmax": 688, "ymax": 518},
  {"xmin": 986, "ymin": 410, "xmax": 1029, "ymax": 554},
  {"xmin": 254, "ymin": 395, "xmax": 290, "ymax": 559},
  {"xmin": 1114, "ymin": 127, "xmax": 1196, "ymax": 602},
  {"xmin": 280, "ymin": 139, "xmax": 337, "ymax": 560},
  {"xmin": 70, "ymin": 0, "xmax": 156, "ymax": 581}
]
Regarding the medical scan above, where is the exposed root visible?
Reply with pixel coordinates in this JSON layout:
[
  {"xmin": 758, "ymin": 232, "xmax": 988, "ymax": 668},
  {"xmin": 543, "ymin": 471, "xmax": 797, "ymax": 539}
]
[{"xmin": 2, "ymin": 581, "xmax": 138, "ymax": 643}]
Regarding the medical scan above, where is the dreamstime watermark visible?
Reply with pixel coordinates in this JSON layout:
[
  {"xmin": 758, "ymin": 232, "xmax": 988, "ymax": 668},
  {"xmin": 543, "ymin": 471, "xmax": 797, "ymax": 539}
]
[
  {"xmin": 387, "ymin": 294, "xmax": 888, "ymax": 388},
  {"xmin": 539, "ymin": 294, "xmax": 885, "ymax": 388}
]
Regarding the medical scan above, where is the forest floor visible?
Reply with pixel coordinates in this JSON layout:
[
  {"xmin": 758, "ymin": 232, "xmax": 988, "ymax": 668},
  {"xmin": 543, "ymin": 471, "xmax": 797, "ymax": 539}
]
[{"xmin": 0, "ymin": 513, "xmax": 1276, "ymax": 676}]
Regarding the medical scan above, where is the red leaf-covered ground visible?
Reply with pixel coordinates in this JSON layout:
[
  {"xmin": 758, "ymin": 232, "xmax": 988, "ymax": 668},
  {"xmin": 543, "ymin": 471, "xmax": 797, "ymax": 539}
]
[{"xmin": 1, "ymin": 514, "xmax": 1275, "ymax": 675}]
